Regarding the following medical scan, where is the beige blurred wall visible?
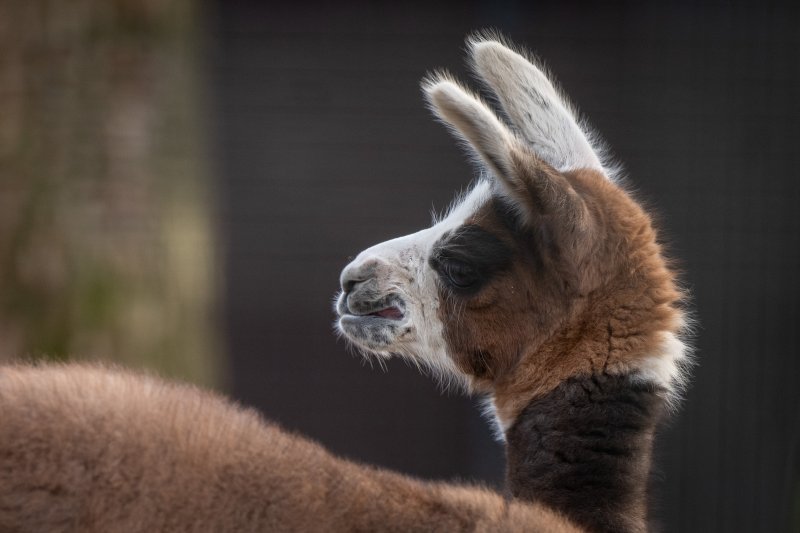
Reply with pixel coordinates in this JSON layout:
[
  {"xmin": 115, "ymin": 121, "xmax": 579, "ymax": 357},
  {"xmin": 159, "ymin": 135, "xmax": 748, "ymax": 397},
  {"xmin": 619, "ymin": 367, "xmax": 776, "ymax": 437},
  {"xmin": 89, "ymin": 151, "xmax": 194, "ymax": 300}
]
[{"xmin": 0, "ymin": 0, "xmax": 223, "ymax": 387}]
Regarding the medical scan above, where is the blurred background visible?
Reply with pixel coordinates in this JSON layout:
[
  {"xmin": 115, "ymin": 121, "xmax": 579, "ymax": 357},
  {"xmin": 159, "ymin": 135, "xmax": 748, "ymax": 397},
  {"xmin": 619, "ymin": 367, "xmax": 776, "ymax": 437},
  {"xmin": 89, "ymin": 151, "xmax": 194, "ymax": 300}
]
[{"xmin": 1, "ymin": 1, "xmax": 798, "ymax": 531}]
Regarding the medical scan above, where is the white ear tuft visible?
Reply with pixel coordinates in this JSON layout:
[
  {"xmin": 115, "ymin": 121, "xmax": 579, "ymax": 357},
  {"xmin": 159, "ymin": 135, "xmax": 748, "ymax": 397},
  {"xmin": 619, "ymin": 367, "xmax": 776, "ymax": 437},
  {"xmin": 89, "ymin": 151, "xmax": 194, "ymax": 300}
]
[
  {"xmin": 423, "ymin": 75, "xmax": 516, "ymax": 180},
  {"xmin": 468, "ymin": 38, "xmax": 606, "ymax": 175}
]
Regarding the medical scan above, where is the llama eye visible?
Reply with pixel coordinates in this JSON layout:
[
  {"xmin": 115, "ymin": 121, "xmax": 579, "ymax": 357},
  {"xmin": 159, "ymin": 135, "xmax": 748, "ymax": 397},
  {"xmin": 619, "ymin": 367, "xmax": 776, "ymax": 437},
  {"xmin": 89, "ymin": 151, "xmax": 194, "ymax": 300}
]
[{"xmin": 442, "ymin": 260, "xmax": 478, "ymax": 289}]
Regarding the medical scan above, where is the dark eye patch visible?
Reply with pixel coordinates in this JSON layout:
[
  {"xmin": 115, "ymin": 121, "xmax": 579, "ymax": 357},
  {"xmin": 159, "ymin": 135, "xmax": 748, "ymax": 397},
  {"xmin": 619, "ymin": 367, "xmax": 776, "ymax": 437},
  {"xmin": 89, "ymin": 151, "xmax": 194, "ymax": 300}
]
[{"xmin": 430, "ymin": 224, "xmax": 513, "ymax": 294}]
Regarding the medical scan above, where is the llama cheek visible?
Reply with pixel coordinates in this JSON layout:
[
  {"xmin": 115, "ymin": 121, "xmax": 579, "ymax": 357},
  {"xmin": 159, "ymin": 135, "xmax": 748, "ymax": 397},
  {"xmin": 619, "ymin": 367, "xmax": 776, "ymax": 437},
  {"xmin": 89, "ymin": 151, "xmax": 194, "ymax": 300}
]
[
  {"xmin": 464, "ymin": 288, "xmax": 500, "ymax": 311},
  {"xmin": 436, "ymin": 296, "xmax": 485, "ymax": 380}
]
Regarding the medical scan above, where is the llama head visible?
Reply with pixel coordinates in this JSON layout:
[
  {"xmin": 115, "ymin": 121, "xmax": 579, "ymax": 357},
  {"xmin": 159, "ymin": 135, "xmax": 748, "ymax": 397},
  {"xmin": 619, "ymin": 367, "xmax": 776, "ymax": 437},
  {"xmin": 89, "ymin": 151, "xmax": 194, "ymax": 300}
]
[{"xmin": 335, "ymin": 36, "xmax": 689, "ymax": 433}]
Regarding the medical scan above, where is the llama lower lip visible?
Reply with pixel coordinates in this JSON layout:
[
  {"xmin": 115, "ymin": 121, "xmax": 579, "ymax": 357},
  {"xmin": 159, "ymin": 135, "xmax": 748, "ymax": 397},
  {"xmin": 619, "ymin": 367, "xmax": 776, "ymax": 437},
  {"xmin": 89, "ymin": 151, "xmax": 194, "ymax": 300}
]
[{"xmin": 338, "ymin": 313, "xmax": 404, "ymax": 347}]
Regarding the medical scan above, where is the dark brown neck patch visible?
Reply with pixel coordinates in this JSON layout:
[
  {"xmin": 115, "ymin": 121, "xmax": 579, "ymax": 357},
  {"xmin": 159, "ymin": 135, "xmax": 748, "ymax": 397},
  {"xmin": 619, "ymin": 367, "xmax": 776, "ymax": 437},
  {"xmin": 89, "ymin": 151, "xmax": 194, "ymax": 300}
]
[{"xmin": 505, "ymin": 373, "xmax": 665, "ymax": 533}]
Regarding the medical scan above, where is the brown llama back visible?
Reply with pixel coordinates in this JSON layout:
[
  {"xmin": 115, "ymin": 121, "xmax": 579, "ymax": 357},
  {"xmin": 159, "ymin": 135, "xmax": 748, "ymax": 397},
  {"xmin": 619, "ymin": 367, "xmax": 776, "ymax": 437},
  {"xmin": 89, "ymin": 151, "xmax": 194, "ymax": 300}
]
[{"xmin": 0, "ymin": 364, "xmax": 579, "ymax": 532}]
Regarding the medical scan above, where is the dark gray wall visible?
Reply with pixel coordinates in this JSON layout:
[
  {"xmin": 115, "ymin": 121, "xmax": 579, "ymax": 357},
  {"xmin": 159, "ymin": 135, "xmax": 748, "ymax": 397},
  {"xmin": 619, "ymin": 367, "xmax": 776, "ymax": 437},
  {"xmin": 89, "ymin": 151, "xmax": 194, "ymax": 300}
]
[{"xmin": 210, "ymin": 2, "xmax": 800, "ymax": 531}]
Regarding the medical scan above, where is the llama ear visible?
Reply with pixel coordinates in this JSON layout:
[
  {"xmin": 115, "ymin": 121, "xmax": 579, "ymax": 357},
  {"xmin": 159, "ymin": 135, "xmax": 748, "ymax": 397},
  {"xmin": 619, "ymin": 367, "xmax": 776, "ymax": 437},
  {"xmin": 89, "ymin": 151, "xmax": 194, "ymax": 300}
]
[
  {"xmin": 424, "ymin": 75, "xmax": 587, "ymax": 226},
  {"xmin": 468, "ymin": 38, "xmax": 605, "ymax": 175},
  {"xmin": 423, "ymin": 77, "xmax": 516, "ymax": 180}
]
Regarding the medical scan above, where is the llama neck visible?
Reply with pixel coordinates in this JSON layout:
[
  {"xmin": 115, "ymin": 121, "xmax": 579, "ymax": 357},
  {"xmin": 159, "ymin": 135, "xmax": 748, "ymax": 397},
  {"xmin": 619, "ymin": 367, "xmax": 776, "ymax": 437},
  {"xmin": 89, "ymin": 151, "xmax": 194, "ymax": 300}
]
[{"xmin": 504, "ymin": 372, "xmax": 664, "ymax": 533}]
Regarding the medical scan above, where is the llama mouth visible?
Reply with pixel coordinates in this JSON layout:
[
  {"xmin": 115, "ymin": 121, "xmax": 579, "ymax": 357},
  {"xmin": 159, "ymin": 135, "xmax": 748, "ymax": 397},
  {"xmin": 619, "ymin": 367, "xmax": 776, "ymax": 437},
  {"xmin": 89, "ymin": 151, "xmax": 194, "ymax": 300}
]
[
  {"xmin": 365, "ymin": 306, "xmax": 404, "ymax": 320},
  {"xmin": 339, "ymin": 305, "xmax": 405, "ymax": 324},
  {"xmin": 336, "ymin": 292, "xmax": 405, "ymax": 321},
  {"xmin": 336, "ymin": 294, "xmax": 406, "ymax": 347}
]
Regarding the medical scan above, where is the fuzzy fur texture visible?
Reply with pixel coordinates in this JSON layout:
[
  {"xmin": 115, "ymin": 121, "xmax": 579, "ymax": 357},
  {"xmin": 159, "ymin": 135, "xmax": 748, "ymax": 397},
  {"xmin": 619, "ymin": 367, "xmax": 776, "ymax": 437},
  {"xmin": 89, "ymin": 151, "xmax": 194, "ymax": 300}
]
[
  {"xmin": 505, "ymin": 374, "xmax": 665, "ymax": 533},
  {"xmin": 441, "ymin": 167, "xmax": 687, "ymax": 430},
  {"xmin": 0, "ymin": 364, "xmax": 580, "ymax": 532}
]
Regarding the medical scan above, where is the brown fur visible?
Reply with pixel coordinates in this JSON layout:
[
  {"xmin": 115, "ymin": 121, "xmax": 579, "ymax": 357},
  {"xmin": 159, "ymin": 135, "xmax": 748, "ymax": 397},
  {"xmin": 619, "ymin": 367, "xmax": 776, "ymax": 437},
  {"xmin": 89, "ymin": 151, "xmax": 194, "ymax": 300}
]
[
  {"xmin": 437, "ymin": 155, "xmax": 682, "ymax": 531},
  {"xmin": 0, "ymin": 363, "xmax": 581, "ymax": 532},
  {"xmin": 441, "ymin": 163, "xmax": 681, "ymax": 426},
  {"xmin": 351, "ymin": 37, "xmax": 687, "ymax": 532},
  {"xmin": 505, "ymin": 374, "xmax": 664, "ymax": 533}
]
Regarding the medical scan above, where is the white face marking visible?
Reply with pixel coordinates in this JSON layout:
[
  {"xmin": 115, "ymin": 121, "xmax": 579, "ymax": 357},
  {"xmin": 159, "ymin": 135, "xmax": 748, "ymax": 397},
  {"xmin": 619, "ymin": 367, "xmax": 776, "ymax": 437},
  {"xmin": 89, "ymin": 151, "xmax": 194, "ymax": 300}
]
[{"xmin": 336, "ymin": 181, "xmax": 493, "ymax": 388}]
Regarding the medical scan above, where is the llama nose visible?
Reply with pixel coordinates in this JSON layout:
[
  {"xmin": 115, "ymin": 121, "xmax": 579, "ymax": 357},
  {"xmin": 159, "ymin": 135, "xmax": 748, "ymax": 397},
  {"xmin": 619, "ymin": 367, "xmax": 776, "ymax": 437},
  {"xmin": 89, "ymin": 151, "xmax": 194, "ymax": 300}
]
[{"xmin": 340, "ymin": 260, "xmax": 378, "ymax": 293}]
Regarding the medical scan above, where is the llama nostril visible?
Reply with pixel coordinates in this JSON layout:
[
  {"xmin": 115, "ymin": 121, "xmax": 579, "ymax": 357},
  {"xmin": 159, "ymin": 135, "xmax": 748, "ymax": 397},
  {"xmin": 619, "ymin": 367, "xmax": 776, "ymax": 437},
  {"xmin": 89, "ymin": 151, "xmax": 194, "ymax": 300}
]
[
  {"xmin": 342, "ymin": 276, "xmax": 363, "ymax": 294},
  {"xmin": 340, "ymin": 261, "xmax": 378, "ymax": 293},
  {"xmin": 341, "ymin": 269, "xmax": 372, "ymax": 294}
]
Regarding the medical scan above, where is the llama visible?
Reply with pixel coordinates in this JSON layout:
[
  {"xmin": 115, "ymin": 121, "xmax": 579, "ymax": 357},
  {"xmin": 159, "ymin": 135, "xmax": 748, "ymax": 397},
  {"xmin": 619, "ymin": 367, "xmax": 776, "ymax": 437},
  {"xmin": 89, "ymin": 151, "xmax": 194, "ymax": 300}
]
[
  {"xmin": 0, "ymin": 364, "xmax": 579, "ymax": 532},
  {"xmin": 0, "ymin": 36, "xmax": 687, "ymax": 533},
  {"xmin": 335, "ymin": 36, "xmax": 689, "ymax": 533}
]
